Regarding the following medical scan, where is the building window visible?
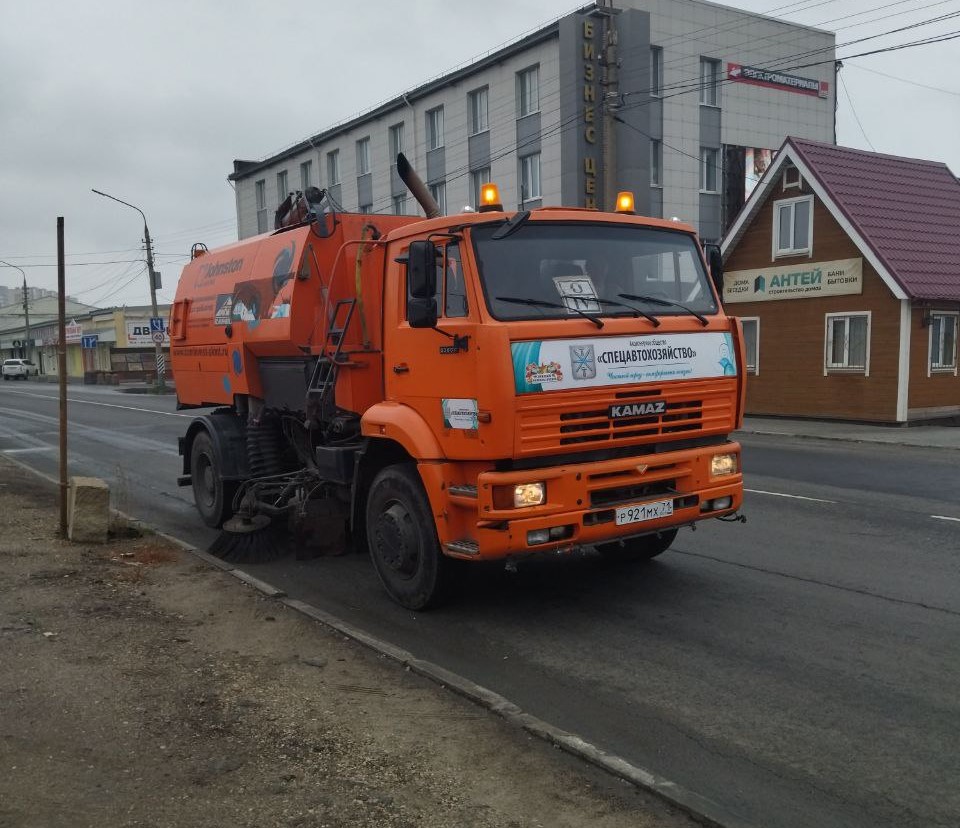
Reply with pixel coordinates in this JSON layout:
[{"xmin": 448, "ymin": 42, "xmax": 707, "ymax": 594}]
[
  {"xmin": 327, "ymin": 150, "xmax": 340, "ymax": 185},
  {"xmin": 468, "ymin": 87, "xmax": 489, "ymax": 135},
  {"xmin": 471, "ymin": 167, "xmax": 491, "ymax": 209},
  {"xmin": 825, "ymin": 312, "xmax": 870, "ymax": 373},
  {"xmin": 426, "ymin": 107, "xmax": 444, "ymax": 151},
  {"xmin": 356, "ymin": 137, "xmax": 371, "ymax": 176},
  {"xmin": 300, "ymin": 160, "xmax": 313, "ymax": 191},
  {"xmin": 517, "ymin": 65, "xmax": 540, "ymax": 117},
  {"xmin": 700, "ymin": 147, "xmax": 719, "ymax": 193},
  {"xmin": 276, "ymin": 170, "xmax": 288, "ymax": 201},
  {"xmin": 255, "ymin": 179, "xmax": 267, "ymax": 234},
  {"xmin": 392, "ymin": 194, "xmax": 407, "ymax": 215},
  {"xmin": 519, "ymin": 153, "xmax": 541, "ymax": 202},
  {"xmin": 389, "ymin": 123, "xmax": 404, "ymax": 162},
  {"xmin": 783, "ymin": 165, "xmax": 802, "ymax": 190},
  {"xmin": 358, "ymin": 203, "xmax": 372, "ymax": 214},
  {"xmin": 650, "ymin": 46, "xmax": 663, "ymax": 96},
  {"xmin": 773, "ymin": 195, "xmax": 813, "ymax": 257},
  {"xmin": 429, "ymin": 181, "xmax": 446, "ymax": 215},
  {"xmin": 651, "ymin": 139, "xmax": 663, "ymax": 186},
  {"xmin": 700, "ymin": 58, "xmax": 720, "ymax": 106},
  {"xmin": 929, "ymin": 312, "xmax": 958, "ymax": 372},
  {"xmin": 740, "ymin": 318, "xmax": 759, "ymax": 374}
]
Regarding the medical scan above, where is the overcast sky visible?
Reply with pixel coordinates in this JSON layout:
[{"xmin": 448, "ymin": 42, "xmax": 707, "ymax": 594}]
[{"xmin": 1, "ymin": 0, "xmax": 957, "ymax": 309}]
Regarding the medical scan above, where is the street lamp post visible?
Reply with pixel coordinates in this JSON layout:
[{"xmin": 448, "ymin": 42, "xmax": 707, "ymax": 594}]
[
  {"xmin": 0, "ymin": 260, "xmax": 31, "ymax": 361},
  {"xmin": 91, "ymin": 189, "xmax": 166, "ymax": 391}
]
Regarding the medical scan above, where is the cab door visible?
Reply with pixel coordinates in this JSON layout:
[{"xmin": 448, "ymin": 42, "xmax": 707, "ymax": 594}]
[{"xmin": 385, "ymin": 240, "xmax": 484, "ymax": 457}]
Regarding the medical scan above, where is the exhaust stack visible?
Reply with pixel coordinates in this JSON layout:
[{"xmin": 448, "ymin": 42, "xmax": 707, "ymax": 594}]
[{"xmin": 396, "ymin": 152, "xmax": 442, "ymax": 218}]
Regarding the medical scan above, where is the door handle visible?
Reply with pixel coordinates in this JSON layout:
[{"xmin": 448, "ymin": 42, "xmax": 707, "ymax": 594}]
[{"xmin": 393, "ymin": 363, "xmax": 410, "ymax": 374}]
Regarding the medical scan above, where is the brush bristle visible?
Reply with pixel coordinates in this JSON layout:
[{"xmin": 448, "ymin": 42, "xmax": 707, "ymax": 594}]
[{"xmin": 208, "ymin": 525, "xmax": 288, "ymax": 564}]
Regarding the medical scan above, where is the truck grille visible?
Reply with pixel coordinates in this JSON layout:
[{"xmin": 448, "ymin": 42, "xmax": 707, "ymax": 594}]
[{"xmin": 516, "ymin": 380, "xmax": 736, "ymax": 456}]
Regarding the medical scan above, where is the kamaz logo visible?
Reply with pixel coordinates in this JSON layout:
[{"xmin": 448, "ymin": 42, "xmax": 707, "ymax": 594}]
[{"xmin": 609, "ymin": 400, "xmax": 666, "ymax": 418}]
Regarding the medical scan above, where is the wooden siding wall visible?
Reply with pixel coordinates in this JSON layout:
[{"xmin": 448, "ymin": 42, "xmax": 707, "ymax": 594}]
[
  {"xmin": 908, "ymin": 306, "xmax": 960, "ymax": 416},
  {"xmin": 725, "ymin": 176, "xmax": 902, "ymax": 421}
]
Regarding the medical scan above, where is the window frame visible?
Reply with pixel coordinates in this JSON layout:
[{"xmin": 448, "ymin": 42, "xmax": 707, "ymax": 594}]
[
  {"xmin": 700, "ymin": 147, "xmax": 720, "ymax": 193},
  {"xmin": 426, "ymin": 107, "xmax": 444, "ymax": 151},
  {"xmin": 824, "ymin": 311, "xmax": 871, "ymax": 375},
  {"xmin": 651, "ymin": 139, "xmax": 663, "ymax": 187},
  {"xmin": 517, "ymin": 65, "xmax": 540, "ymax": 118},
  {"xmin": 773, "ymin": 194, "xmax": 814, "ymax": 258},
  {"xmin": 356, "ymin": 137, "xmax": 371, "ymax": 176},
  {"xmin": 327, "ymin": 150, "xmax": 340, "ymax": 186},
  {"xmin": 429, "ymin": 181, "xmax": 446, "ymax": 215},
  {"xmin": 699, "ymin": 57, "xmax": 721, "ymax": 107},
  {"xmin": 468, "ymin": 86, "xmax": 489, "ymax": 135},
  {"xmin": 739, "ymin": 317, "xmax": 760, "ymax": 375},
  {"xmin": 276, "ymin": 169, "xmax": 288, "ymax": 202},
  {"xmin": 519, "ymin": 153, "xmax": 541, "ymax": 202},
  {"xmin": 392, "ymin": 194, "xmax": 407, "ymax": 216},
  {"xmin": 255, "ymin": 179, "xmax": 267, "ymax": 234},
  {"xmin": 389, "ymin": 123, "xmax": 404, "ymax": 162},
  {"xmin": 782, "ymin": 165, "xmax": 802, "ymax": 191},
  {"xmin": 928, "ymin": 311, "xmax": 959, "ymax": 375},
  {"xmin": 650, "ymin": 46, "xmax": 663, "ymax": 97},
  {"xmin": 300, "ymin": 160, "xmax": 313, "ymax": 191}
]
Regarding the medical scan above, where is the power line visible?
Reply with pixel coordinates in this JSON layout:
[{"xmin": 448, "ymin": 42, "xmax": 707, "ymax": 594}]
[
  {"xmin": 838, "ymin": 74, "xmax": 876, "ymax": 150},
  {"xmin": 846, "ymin": 60, "xmax": 960, "ymax": 95}
]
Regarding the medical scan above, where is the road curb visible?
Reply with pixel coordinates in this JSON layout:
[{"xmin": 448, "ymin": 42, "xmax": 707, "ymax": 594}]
[
  {"xmin": 0, "ymin": 454, "xmax": 754, "ymax": 828},
  {"xmin": 737, "ymin": 428, "xmax": 960, "ymax": 451}
]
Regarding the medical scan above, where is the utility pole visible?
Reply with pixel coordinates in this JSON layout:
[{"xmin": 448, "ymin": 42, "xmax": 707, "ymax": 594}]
[
  {"xmin": 0, "ymin": 259, "xmax": 31, "ymax": 360},
  {"xmin": 91, "ymin": 189, "xmax": 166, "ymax": 391}
]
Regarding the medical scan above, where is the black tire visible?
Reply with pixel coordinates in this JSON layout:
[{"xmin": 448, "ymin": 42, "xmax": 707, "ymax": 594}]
[
  {"xmin": 2, "ymin": 375, "xmax": 8, "ymax": 381},
  {"xmin": 190, "ymin": 430, "xmax": 236, "ymax": 529},
  {"xmin": 597, "ymin": 527, "xmax": 678, "ymax": 562},
  {"xmin": 366, "ymin": 464, "xmax": 448, "ymax": 610}
]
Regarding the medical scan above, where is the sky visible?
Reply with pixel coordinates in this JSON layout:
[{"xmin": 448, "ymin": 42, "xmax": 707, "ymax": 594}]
[{"xmin": 1, "ymin": 0, "xmax": 957, "ymax": 310}]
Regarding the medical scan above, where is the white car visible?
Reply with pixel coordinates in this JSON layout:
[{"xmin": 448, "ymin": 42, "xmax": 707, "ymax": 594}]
[{"xmin": 2, "ymin": 358, "xmax": 39, "ymax": 380}]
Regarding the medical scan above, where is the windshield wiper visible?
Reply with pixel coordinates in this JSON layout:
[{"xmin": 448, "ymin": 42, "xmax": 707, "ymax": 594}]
[
  {"xmin": 496, "ymin": 295, "xmax": 604, "ymax": 329},
  {"xmin": 593, "ymin": 296, "xmax": 661, "ymax": 328},
  {"xmin": 617, "ymin": 293, "xmax": 709, "ymax": 327}
]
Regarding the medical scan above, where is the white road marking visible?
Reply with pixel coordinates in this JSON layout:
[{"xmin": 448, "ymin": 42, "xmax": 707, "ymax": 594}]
[
  {"xmin": 2, "ymin": 447, "xmax": 54, "ymax": 454},
  {"xmin": 745, "ymin": 488, "xmax": 837, "ymax": 504},
  {"xmin": 931, "ymin": 515, "xmax": 960, "ymax": 523},
  {"xmin": 1, "ymin": 388, "xmax": 191, "ymax": 417}
]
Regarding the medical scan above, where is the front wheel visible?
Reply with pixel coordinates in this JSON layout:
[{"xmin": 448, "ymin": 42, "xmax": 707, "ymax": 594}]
[
  {"xmin": 190, "ymin": 430, "xmax": 236, "ymax": 528},
  {"xmin": 366, "ymin": 465, "xmax": 447, "ymax": 610},
  {"xmin": 597, "ymin": 528, "xmax": 678, "ymax": 562}
]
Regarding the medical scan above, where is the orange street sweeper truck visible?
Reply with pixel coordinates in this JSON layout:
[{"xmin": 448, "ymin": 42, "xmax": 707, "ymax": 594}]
[{"xmin": 171, "ymin": 156, "xmax": 745, "ymax": 609}]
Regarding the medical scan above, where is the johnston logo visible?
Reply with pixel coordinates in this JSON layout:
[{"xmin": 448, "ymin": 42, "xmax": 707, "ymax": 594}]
[{"xmin": 609, "ymin": 400, "xmax": 667, "ymax": 419}]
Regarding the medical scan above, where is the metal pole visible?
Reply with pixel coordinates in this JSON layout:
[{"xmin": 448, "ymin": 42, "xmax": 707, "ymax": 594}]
[
  {"xmin": 57, "ymin": 217, "xmax": 68, "ymax": 536},
  {"xmin": 90, "ymin": 188, "xmax": 166, "ymax": 391}
]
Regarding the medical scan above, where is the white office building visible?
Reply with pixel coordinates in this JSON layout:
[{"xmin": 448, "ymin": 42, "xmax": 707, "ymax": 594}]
[{"xmin": 230, "ymin": 0, "xmax": 835, "ymax": 243}]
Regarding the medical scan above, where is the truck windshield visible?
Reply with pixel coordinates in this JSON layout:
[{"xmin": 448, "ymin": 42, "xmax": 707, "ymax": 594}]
[{"xmin": 471, "ymin": 222, "xmax": 718, "ymax": 322}]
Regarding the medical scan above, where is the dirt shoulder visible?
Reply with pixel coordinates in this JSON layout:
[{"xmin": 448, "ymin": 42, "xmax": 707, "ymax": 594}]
[{"xmin": 0, "ymin": 457, "xmax": 697, "ymax": 828}]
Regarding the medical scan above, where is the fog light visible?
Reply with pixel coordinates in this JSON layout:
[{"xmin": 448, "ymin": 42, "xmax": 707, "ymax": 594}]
[
  {"xmin": 713, "ymin": 496, "xmax": 733, "ymax": 510},
  {"xmin": 549, "ymin": 525, "xmax": 572, "ymax": 540},
  {"xmin": 527, "ymin": 529, "xmax": 550, "ymax": 546},
  {"xmin": 710, "ymin": 453, "xmax": 738, "ymax": 477},
  {"xmin": 513, "ymin": 482, "xmax": 546, "ymax": 508}
]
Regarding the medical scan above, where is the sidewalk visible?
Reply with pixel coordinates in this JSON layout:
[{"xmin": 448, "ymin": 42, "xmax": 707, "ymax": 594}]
[{"xmin": 739, "ymin": 416, "xmax": 960, "ymax": 450}]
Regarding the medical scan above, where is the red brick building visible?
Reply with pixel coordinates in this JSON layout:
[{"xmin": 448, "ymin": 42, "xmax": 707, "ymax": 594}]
[{"xmin": 721, "ymin": 138, "xmax": 960, "ymax": 423}]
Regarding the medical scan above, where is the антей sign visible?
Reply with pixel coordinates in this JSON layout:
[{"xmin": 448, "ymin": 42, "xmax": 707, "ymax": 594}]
[{"xmin": 723, "ymin": 258, "xmax": 863, "ymax": 303}]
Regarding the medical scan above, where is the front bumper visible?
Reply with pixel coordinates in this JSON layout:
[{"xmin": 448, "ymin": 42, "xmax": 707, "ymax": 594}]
[{"xmin": 427, "ymin": 441, "xmax": 743, "ymax": 560}]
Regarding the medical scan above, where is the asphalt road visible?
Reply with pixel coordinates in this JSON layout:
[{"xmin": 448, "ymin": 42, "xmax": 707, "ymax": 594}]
[{"xmin": 2, "ymin": 382, "xmax": 958, "ymax": 828}]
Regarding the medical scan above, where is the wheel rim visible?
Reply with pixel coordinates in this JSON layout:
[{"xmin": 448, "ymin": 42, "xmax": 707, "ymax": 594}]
[{"xmin": 373, "ymin": 500, "xmax": 421, "ymax": 580}]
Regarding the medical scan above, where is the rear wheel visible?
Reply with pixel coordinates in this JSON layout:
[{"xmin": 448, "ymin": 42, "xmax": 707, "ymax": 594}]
[
  {"xmin": 366, "ymin": 465, "xmax": 447, "ymax": 610},
  {"xmin": 597, "ymin": 528, "xmax": 678, "ymax": 562},
  {"xmin": 190, "ymin": 430, "xmax": 236, "ymax": 528}
]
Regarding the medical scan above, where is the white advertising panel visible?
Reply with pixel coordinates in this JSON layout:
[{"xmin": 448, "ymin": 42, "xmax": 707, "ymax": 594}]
[{"xmin": 511, "ymin": 332, "xmax": 737, "ymax": 394}]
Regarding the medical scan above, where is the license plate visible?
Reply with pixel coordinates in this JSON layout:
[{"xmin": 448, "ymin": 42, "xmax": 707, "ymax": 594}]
[{"xmin": 615, "ymin": 498, "xmax": 674, "ymax": 526}]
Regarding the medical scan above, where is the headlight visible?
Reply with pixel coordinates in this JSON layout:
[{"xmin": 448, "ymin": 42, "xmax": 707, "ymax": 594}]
[
  {"xmin": 710, "ymin": 453, "xmax": 738, "ymax": 477},
  {"xmin": 513, "ymin": 482, "xmax": 546, "ymax": 507}
]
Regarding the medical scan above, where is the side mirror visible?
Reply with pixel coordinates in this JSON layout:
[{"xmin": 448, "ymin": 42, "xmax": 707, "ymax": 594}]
[
  {"xmin": 407, "ymin": 240, "xmax": 437, "ymax": 299},
  {"xmin": 705, "ymin": 244, "xmax": 724, "ymax": 299},
  {"xmin": 407, "ymin": 297, "xmax": 438, "ymax": 329}
]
